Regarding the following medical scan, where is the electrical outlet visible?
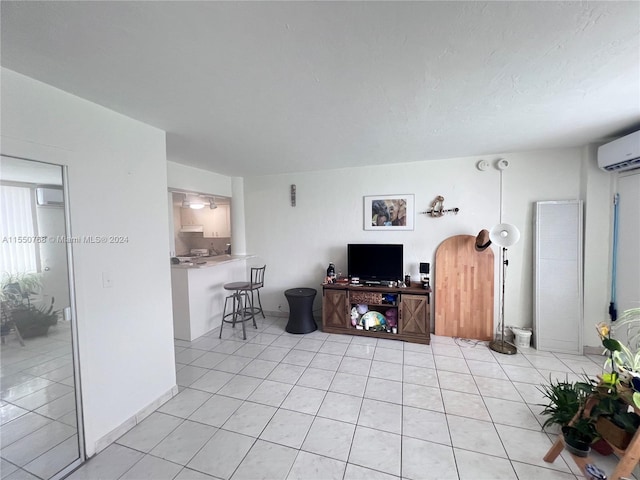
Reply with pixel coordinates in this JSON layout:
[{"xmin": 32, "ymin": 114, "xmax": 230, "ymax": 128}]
[{"xmin": 102, "ymin": 271, "xmax": 113, "ymax": 288}]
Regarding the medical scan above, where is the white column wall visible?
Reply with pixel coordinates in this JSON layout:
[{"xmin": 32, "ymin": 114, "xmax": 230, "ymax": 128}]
[
  {"xmin": 1, "ymin": 68, "xmax": 176, "ymax": 456},
  {"xmin": 231, "ymin": 177, "xmax": 247, "ymax": 255}
]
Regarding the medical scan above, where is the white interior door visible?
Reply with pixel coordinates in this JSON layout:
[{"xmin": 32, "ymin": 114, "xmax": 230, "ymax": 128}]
[
  {"xmin": 37, "ymin": 202, "xmax": 70, "ymax": 311},
  {"xmin": 534, "ymin": 200, "xmax": 584, "ymax": 353}
]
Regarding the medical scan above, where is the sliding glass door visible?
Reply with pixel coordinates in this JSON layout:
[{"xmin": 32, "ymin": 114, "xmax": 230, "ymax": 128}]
[{"xmin": 0, "ymin": 155, "xmax": 84, "ymax": 479}]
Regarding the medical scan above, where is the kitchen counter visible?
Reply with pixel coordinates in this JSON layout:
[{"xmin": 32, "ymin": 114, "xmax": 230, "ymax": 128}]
[
  {"xmin": 170, "ymin": 254, "xmax": 257, "ymax": 341},
  {"xmin": 171, "ymin": 254, "xmax": 254, "ymax": 269}
]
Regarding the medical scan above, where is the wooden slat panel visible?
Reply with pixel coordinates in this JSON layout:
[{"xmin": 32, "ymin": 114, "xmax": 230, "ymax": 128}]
[{"xmin": 435, "ymin": 235, "xmax": 494, "ymax": 340}]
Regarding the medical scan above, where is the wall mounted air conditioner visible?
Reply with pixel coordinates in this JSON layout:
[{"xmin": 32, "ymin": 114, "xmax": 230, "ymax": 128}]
[
  {"xmin": 597, "ymin": 130, "xmax": 640, "ymax": 172},
  {"xmin": 36, "ymin": 186, "xmax": 64, "ymax": 206}
]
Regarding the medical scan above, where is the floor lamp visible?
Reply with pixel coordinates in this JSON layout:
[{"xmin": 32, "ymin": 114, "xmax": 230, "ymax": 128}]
[{"xmin": 488, "ymin": 223, "xmax": 521, "ymax": 355}]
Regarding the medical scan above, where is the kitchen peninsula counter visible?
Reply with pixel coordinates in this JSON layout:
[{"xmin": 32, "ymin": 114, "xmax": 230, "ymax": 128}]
[
  {"xmin": 171, "ymin": 254, "xmax": 257, "ymax": 340},
  {"xmin": 171, "ymin": 254, "xmax": 253, "ymax": 269}
]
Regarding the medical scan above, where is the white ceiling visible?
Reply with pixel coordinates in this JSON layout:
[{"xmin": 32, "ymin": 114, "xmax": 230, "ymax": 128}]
[{"xmin": 1, "ymin": 1, "xmax": 639, "ymax": 177}]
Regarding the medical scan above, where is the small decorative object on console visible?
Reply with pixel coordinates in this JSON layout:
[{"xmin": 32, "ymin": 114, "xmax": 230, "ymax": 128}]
[{"xmin": 326, "ymin": 262, "xmax": 336, "ymax": 284}]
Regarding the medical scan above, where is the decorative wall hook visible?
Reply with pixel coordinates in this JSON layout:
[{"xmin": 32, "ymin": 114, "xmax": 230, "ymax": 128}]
[{"xmin": 419, "ymin": 195, "xmax": 460, "ymax": 217}]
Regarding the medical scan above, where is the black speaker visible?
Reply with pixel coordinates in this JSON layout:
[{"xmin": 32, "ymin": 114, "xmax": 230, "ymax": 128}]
[{"xmin": 419, "ymin": 262, "xmax": 430, "ymax": 274}]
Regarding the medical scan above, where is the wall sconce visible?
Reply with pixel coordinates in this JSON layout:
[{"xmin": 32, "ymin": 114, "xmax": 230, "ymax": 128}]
[
  {"xmin": 291, "ymin": 184, "xmax": 296, "ymax": 207},
  {"xmin": 419, "ymin": 195, "xmax": 460, "ymax": 217},
  {"xmin": 209, "ymin": 197, "xmax": 218, "ymax": 209}
]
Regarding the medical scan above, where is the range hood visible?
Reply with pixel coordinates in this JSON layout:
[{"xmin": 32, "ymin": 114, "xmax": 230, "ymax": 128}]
[{"xmin": 179, "ymin": 225, "xmax": 204, "ymax": 233}]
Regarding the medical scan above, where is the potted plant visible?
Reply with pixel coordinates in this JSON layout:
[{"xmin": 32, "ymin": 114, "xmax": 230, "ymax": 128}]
[
  {"xmin": 538, "ymin": 376, "xmax": 601, "ymax": 457},
  {"xmin": 561, "ymin": 418, "xmax": 599, "ymax": 457},
  {"xmin": 9, "ymin": 297, "xmax": 58, "ymax": 338},
  {"xmin": 0, "ymin": 272, "xmax": 42, "ymax": 305},
  {"xmin": 598, "ymin": 313, "xmax": 640, "ymax": 395},
  {"xmin": 591, "ymin": 385, "xmax": 640, "ymax": 450},
  {"xmin": 1, "ymin": 273, "xmax": 58, "ymax": 339}
]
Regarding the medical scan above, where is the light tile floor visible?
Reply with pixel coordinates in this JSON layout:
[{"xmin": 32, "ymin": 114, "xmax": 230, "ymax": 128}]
[
  {"xmin": 1, "ymin": 321, "xmax": 81, "ymax": 480},
  {"xmin": 7, "ymin": 315, "xmax": 637, "ymax": 480}
]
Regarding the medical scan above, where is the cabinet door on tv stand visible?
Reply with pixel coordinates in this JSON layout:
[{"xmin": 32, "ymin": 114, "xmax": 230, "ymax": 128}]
[
  {"xmin": 323, "ymin": 289, "xmax": 348, "ymax": 330},
  {"xmin": 400, "ymin": 294, "xmax": 429, "ymax": 337}
]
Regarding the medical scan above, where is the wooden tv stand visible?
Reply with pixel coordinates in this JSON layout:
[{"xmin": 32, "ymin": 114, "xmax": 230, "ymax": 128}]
[{"xmin": 322, "ymin": 283, "xmax": 430, "ymax": 344}]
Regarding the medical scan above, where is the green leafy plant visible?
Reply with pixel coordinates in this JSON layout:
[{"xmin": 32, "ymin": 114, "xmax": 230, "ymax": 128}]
[
  {"xmin": 602, "ymin": 336, "xmax": 640, "ymax": 376},
  {"xmin": 562, "ymin": 417, "xmax": 599, "ymax": 445},
  {"xmin": 538, "ymin": 377, "xmax": 595, "ymax": 430},
  {"xmin": 612, "ymin": 307, "xmax": 640, "ymax": 352},
  {"xmin": 593, "ymin": 388, "xmax": 640, "ymax": 434},
  {"xmin": 0, "ymin": 272, "xmax": 42, "ymax": 304},
  {"xmin": 1, "ymin": 274, "xmax": 57, "ymax": 339},
  {"xmin": 538, "ymin": 375, "xmax": 601, "ymax": 455}
]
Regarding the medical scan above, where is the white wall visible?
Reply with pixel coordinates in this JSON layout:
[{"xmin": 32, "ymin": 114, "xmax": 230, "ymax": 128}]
[
  {"xmin": 616, "ymin": 172, "xmax": 640, "ymax": 319},
  {"xmin": 167, "ymin": 161, "xmax": 232, "ymax": 196},
  {"xmin": 244, "ymin": 148, "xmax": 611, "ymax": 347},
  {"xmin": 1, "ymin": 68, "xmax": 176, "ymax": 456},
  {"xmin": 581, "ymin": 145, "xmax": 616, "ymax": 347}
]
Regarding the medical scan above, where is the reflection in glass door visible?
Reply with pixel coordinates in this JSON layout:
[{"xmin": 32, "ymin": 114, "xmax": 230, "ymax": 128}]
[{"xmin": 0, "ymin": 156, "xmax": 84, "ymax": 479}]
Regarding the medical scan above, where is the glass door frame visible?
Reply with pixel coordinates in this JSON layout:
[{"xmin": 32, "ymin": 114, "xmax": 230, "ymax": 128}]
[
  {"xmin": 53, "ymin": 164, "xmax": 86, "ymax": 479},
  {"xmin": 1, "ymin": 155, "xmax": 86, "ymax": 479}
]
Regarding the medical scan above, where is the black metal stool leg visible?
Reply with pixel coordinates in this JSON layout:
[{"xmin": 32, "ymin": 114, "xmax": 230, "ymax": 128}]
[
  {"xmin": 256, "ymin": 289, "xmax": 265, "ymax": 318},
  {"xmin": 220, "ymin": 295, "xmax": 230, "ymax": 339},
  {"xmin": 248, "ymin": 292, "xmax": 258, "ymax": 329},
  {"xmin": 240, "ymin": 292, "xmax": 247, "ymax": 340}
]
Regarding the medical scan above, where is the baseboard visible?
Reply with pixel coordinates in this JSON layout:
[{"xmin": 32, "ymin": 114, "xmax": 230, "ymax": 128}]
[{"xmin": 92, "ymin": 384, "xmax": 179, "ymax": 455}]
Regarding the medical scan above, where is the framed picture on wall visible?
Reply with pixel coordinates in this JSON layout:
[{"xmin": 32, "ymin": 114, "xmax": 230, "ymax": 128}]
[{"xmin": 364, "ymin": 194, "xmax": 415, "ymax": 231}]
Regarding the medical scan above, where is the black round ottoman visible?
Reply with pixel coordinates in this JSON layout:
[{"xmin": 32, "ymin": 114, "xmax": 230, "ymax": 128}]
[{"xmin": 284, "ymin": 288, "xmax": 318, "ymax": 334}]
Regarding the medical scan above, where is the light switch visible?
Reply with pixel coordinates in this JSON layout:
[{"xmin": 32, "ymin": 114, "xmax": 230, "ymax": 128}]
[{"xmin": 102, "ymin": 271, "xmax": 113, "ymax": 288}]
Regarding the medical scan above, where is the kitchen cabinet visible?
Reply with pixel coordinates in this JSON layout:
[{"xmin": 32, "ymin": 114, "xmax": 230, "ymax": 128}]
[
  {"xmin": 181, "ymin": 207, "xmax": 199, "ymax": 226},
  {"xmin": 204, "ymin": 204, "xmax": 230, "ymax": 238},
  {"xmin": 180, "ymin": 204, "xmax": 231, "ymax": 238}
]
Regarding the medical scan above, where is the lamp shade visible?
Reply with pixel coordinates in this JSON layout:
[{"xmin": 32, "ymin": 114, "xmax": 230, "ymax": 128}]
[{"xmin": 490, "ymin": 223, "xmax": 520, "ymax": 247}]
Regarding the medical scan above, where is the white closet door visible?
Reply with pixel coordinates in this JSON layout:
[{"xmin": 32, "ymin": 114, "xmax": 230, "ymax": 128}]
[{"xmin": 534, "ymin": 200, "xmax": 583, "ymax": 353}]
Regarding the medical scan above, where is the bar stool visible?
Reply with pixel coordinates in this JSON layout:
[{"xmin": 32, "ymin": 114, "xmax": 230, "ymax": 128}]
[
  {"xmin": 220, "ymin": 282, "xmax": 257, "ymax": 340},
  {"xmin": 245, "ymin": 265, "xmax": 266, "ymax": 319}
]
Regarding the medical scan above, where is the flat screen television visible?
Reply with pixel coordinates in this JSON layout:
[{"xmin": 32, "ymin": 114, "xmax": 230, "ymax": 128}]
[{"xmin": 347, "ymin": 244, "xmax": 403, "ymax": 284}]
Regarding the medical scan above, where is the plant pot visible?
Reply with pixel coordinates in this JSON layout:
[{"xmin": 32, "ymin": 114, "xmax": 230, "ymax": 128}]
[
  {"xmin": 10, "ymin": 307, "xmax": 56, "ymax": 338},
  {"xmin": 596, "ymin": 416, "xmax": 633, "ymax": 450},
  {"xmin": 562, "ymin": 426, "xmax": 591, "ymax": 457},
  {"xmin": 591, "ymin": 438, "xmax": 613, "ymax": 456}
]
